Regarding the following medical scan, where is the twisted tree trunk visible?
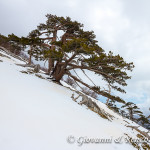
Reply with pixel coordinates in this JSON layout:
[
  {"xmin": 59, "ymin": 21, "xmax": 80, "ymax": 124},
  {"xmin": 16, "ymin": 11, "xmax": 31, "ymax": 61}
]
[
  {"xmin": 127, "ymin": 126, "xmax": 150, "ymax": 140},
  {"xmin": 47, "ymin": 30, "xmax": 57, "ymax": 75},
  {"xmin": 28, "ymin": 46, "xmax": 32, "ymax": 65}
]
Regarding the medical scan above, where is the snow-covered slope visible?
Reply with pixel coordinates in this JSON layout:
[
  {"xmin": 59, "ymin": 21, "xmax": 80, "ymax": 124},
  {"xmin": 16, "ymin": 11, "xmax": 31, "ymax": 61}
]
[{"xmin": 0, "ymin": 49, "xmax": 149, "ymax": 150}]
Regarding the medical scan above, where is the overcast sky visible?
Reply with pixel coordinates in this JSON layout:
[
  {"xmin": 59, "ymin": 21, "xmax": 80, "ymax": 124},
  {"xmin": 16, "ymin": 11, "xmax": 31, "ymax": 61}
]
[{"xmin": 0, "ymin": 0, "xmax": 150, "ymax": 115}]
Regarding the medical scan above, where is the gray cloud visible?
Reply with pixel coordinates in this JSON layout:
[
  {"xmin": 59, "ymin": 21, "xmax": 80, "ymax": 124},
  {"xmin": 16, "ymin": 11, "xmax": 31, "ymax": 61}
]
[{"xmin": 0, "ymin": 0, "xmax": 150, "ymax": 115}]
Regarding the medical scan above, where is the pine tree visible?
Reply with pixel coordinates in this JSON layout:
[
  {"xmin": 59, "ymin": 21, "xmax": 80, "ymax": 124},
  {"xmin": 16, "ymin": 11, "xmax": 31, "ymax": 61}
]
[
  {"xmin": 32, "ymin": 14, "xmax": 83, "ymax": 74},
  {"xmin": 22, "ymin": 14, "xmax": 134, "ymax": 104},
  {"xmin": 121, "ymin": 102, "xmax": 142, "ymax": 121},
  {"xmin": 137, "ymin": 114, "xmax": 150, "ymax": 127},
  {"xmin": 107, "ymin": 99, "xmax": 120, "ymax": 113},
  {"xmin": 0, "ymin": 34, "xmax": 22, "ymax": 55}
]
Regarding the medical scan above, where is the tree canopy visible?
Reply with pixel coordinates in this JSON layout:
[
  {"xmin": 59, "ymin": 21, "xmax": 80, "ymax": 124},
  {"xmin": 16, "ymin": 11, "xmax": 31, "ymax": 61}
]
[
  {"xmin": 121, "ymin": 102, "xmax": 142, "ymax": 120},
  {"xmin": 6, "ymin": 14, "xmax": 135, "ymax": 104}
]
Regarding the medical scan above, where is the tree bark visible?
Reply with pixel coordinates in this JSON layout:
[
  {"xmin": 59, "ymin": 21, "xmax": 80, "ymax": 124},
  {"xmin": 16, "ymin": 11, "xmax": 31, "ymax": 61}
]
[
  {"xmin": 127, "ymin": 126, "xmax": 150, "ymax": 140},
  {"xmin": 47, "ymin": 58, "xmax": 54, "ymax": 75},
  {"xmin": 66, "ymin": 72, "xmax": 125, "ymax": 103},
  {"xmin": 129, "ymin": 109, "xmax": 133, "ymax": 121},
  {"xmin": 106, "ymin": 85, "xmax": 111, "ymax": 105},
  {"xmin": 28, "ymin": 46, "xmax": 32, "ymax": 65},
  {"xmin": 51, "ymin": 53, "xmax": 77, "ymax": 82},
  {"xmin": 47, "ymin": 30, "xmax": 57, "ymax": 75},
  {"xmin": 52, "ymin": 62, "xmax": 65, "ymax": 82}
]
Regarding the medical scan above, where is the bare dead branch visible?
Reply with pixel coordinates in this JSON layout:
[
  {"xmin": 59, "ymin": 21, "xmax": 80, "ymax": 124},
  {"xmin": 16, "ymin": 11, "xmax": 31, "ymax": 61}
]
[
  {"xmin": 127, "ymin": 126, "xmax": 150, "ymax": 140},
  {"xmin": 81, "ymin": 69, "xmax": 96, "ymax": 86}
]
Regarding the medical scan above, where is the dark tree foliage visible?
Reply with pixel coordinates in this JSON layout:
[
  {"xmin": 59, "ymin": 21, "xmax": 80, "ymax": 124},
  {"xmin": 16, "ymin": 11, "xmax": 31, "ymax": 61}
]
[
  {"xmin": 0, "ymin": 34, "xmax": 22, "ymax": 55},
  {"xmin": 137, "ymin": 114, "xmax": 150, "ymax": 127},
  {"xmin": 121, "ymin": 102, "xmax": 142, "ymax": 121},
  {"xmin": 0, "ymin": 34, "xmax": 8, "ymax": 45},
  {"xmin": 107, "ymin": 99, "xmax": 120, "ymax": 113},
  {"xmin": 7, "ymin": 32, "xmax": 43, "ymax": 64}
]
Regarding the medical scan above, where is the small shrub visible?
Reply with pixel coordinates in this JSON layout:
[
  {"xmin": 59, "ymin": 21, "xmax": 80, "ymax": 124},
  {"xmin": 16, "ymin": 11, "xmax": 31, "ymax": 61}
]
[{"xmin": 65, "ymin": 77, "xmax": 76, "ymax": 88}]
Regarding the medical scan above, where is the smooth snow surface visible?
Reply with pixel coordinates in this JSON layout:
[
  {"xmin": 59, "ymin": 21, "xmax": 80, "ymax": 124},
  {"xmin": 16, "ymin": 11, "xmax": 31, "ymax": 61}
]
[{"xmin": 0, "ymin": 49, "xmax": 149, "ymax": 150}]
